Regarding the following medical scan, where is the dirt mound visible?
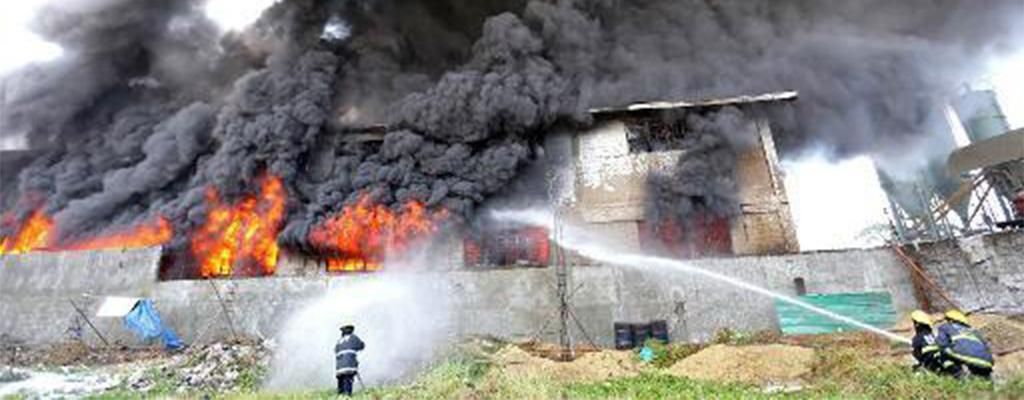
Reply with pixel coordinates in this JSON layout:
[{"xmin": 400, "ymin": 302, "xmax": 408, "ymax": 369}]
[
  {"xmin": 668, "ymin": 344, "xmax": 815, "ymax": 385},
  {"xmin": 491, "ymin": 345, "xmax": 644, "ymax": 383},
  {"xmin": 996, "ymin": 351, "xmax": 1024, "ymax": 378}
]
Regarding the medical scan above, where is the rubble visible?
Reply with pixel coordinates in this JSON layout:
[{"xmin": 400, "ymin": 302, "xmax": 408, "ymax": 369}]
[{"xmin": 125, "ymin": 340, "xmax": 271, "ymax": 394}]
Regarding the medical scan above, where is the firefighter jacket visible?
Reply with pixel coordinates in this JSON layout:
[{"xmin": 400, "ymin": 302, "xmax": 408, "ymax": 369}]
[
  {"xmin": 935, "ymin": 322, "xmax": 994, "ymax": 370},
  {"xmin": 335, "ymin": 333, "xmax": 365, "ymax": 376},
  {"xmin": 911, "ymin": 329, "xmax": 943, "ymax": 371}
]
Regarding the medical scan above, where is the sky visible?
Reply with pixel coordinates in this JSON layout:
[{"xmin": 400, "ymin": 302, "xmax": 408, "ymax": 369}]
[{"xmin": 0, "ymin": 1, "xmax": 1021, "ymax": 251}]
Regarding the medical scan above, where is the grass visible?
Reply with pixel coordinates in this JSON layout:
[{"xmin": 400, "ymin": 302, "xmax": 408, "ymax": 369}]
[
  {"xmin": 566, "ymin": 373, "xmax": 771, "ymax": 399},
  {"xmin": 75, "ymin": 336, "xmax": 1024, "ymax": 399}
]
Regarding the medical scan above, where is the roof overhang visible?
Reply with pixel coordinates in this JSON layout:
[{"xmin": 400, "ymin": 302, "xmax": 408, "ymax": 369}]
[
  {"xmin": 947, "ymin": 128, "xmax": 1024, "ymax": 176},
  {"xmin": 588, "ymin": 91, "xmax": 798, "ymax": 117}
]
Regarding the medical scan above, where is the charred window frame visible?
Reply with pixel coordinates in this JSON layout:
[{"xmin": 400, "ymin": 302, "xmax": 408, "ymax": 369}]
[
  {"xmin": 464, "ymin": 227, "xmax": 550, "ymax": 269},
  {"xmin": 624, "ymin": 117, "xmax": 690, "ymax": 154}
]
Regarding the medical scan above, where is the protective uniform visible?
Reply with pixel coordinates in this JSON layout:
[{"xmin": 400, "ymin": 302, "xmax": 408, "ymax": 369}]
[
  {"xmin": 909, "ymin": 311, "xmax": 945, "ymax": 374},
  {"xmin": 935, "ymin": 310, "xmax": 994, "ymax": 380},
  {"xmin": 334, "ymin": 324, "xmax": 366, "ymax": 396}
]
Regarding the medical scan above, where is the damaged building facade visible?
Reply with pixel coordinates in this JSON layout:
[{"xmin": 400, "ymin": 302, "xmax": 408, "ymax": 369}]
[
  {"xmin": 278, "ymin": 92, "xmax": 800, "ymax": 275},
  {"xmin": 2, "ymin": 93, "xmax": 1023, "ymax": 349}
]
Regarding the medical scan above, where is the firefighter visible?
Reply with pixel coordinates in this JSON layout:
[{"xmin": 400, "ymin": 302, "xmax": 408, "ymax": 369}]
[
  {"xmin": 909, "ymin": 310, "xmax": 945, "ymax": 374},
  {"xmin": 334, "ymin": 323, "xmax": 365, "ymax": 396},
  {"xmin": 935, "ymin": 310, "xmax": 995, "ymax": 380}
]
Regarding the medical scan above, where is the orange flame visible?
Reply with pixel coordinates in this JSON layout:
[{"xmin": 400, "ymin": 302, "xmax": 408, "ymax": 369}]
[
  {"xmin": 65, "ymin": 217, "xmax": 173, "ymax": 251},
  {"xmin": 0, "ymin": 209, "xmax": 54, "ymax": 254},
  {"xmin": 0, "ymin": 208, "xmax": 173, "ymax": 255},
  {"xmin": 190, "ymin": 175, "xmax": 286, "ymax": 278},
  {"xmin": 309, "ymin": 195, "xmax": 446, "ymax": 272}
]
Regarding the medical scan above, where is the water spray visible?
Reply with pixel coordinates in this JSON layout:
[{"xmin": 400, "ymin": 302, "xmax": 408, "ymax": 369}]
[{"xmin": 491, "ymin": 208, "xmax": 911, "ymax": 345}]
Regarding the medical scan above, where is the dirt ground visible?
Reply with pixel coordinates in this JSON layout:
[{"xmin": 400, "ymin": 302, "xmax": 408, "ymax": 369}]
[
  {"xmin": 667, "ymin": 344, "xmax": 816, "ymax": 385},
  {"xmin": 1, "ymin": 340, "xmax": 166, "ymax": 368}
]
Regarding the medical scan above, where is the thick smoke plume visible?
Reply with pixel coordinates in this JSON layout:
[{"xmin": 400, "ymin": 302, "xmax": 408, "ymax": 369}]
[
  {"xmin": 1, "ymin": 0, "xmax": 1021, "ymax": 273},
  {"xmin": 643, "ymin": 107, "xmax": 751, "ymax": 225}
]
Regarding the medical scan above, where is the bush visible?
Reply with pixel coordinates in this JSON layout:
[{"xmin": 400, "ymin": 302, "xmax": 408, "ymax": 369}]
[
  {"xmin": 711, "ymin": 329, "xmax": 779, "ymax": 345},
  {"xmin": 641, "ymin": 339, "xmax": 703, "ymax": 369}
]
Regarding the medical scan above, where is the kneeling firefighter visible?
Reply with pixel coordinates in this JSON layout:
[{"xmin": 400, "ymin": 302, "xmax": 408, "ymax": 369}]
[
  {"xmin": 935, "ymin": 310, "xmax": 994, "ymax": 380},
  {"xmin": 909, "ymin": 310, "xmax": 946, "ymax": 374},
  {"xmin": 334, "ymin": 323, "xmax": 366, "ymax": 396}
]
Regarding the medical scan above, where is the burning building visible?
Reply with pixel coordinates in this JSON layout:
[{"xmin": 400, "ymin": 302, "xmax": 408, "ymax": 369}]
[
  {"xmin": 563, "ymin": 91, "xmax": 799, "ymax": 259},
  {"xmin": 1, "ymin": 0, "xmax": 1024, "ymax": 361}
]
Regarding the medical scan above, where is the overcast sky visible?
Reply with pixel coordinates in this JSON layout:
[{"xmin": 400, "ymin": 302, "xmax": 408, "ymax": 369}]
[{"xmin": 1, "ymin": 1, "xmax": 1021, "ymax": 250}]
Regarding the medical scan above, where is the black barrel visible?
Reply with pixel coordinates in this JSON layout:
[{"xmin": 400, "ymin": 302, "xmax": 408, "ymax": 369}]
[
  {"xmin": 613, "ymin": 323, "xmax": 635, "ymax": 350},
  {"xmin": 649, "ymin": 320, "xmax": 670, "ymax": 344},
  {"xmin": 631, "ymin": 323, "xmax": 652, "ymax": 346}
]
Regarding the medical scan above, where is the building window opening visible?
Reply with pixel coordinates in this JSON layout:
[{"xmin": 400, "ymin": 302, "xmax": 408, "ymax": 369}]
[
  {"xmin": 794, "ymin": 277, "xmax": 807, "ymax": 296},
  {"xmin": 464, "ymin": 227, "xmax": 550, "ymax": 268},
  {"xmin": 639, "ymin": 212, "xmax": 732, "ymax": 259}
]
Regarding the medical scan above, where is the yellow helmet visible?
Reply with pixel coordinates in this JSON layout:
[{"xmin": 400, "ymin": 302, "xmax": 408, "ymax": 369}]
[
  {"xmin": 944, "ymin": 310, "xmax": 969, "ymax": 325},
  {"xmin": 910, "ymin": 310, "xmax": 933, "ymax": 326}
]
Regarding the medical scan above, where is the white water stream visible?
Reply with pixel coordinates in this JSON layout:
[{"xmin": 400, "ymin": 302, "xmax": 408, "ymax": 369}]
[{"xmin": 491, "ymin": 208, "xmax": 911, "ymax": 345}]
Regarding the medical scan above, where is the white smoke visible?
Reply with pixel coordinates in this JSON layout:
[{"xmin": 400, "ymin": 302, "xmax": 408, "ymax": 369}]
[
  {"xmin": 0, "ymin": 2, "xmax": 63, "ymax": 75},
  {"xmin": 264, "ymin": 271, "xmax": 453, "ymax": 391},
  {"xmin": 204, "ymin": 0, "xmax": 279, "ymax": 32},
  {"xmin": 320, "ymin": 16, "xmax": 351, "ymax": 42}
]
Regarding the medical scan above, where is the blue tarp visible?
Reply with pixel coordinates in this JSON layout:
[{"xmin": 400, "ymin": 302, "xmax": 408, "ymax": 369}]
[{"xmin": 124, "ymin": 299, "xmax": 184, "ymax": 350}]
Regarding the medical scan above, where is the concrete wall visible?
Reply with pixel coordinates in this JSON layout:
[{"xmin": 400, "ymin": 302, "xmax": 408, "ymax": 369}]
[
  {"xmin": 2, "ymin": 232, "xmax": 1020, "ymax": 348},
  {"xmin": 1, "ymin": 245, "xmax": 915, "ymax": 347},
  {"xmin": 911, "ymin": 231, "xmax": 1024, "ymax": 314},
  {"xmin": 0, "ymin": 248, "xmax": 162, "ymax": 346}
]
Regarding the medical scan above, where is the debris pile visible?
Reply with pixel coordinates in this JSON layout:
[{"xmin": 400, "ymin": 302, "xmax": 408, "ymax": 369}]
[
  {"xmin": 668, "ymin": 344, "xmax": 816, "ymax": 384},
  {"xmin": 126, "ymin": 340, "xmax": 270, "ymax": 393}
]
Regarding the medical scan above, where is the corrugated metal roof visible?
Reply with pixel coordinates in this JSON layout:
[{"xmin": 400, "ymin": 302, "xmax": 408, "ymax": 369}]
[
  {"xmin": 947, "ymin": 128, "xmax": 1024, "ymax": 176},
  {"xmin": 588, "ymin": 91, "xmax": 798, "ymax": 115}
]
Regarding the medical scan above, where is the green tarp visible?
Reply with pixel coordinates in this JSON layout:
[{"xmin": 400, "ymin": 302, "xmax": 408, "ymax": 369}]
[{"xmin": 775, "ymin": 292, "xmax": 898, "ymax": 335}]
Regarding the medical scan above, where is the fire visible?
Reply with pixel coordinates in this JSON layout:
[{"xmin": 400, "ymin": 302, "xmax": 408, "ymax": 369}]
[
  {"xmin": 0, "ymin": 210, "xmax": 54, "ymax": 254},
  {"xmin": 66, "ymin": 217, "xmax": 173, "ymax": 251},
  {"xmin": 190, "ymin": 175, "xmax": 286, "ymax": 278},
  {"xmin": 0, "ymin": 209, "xmax": 172, "ymax": 255},
  {"xmin": 309, "ymin": 195, "xmax": 447, "ymax": 272}
]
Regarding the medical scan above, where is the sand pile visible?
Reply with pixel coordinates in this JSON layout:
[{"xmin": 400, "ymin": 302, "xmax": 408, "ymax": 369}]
[
  {"xmin": 995, "ymin": 351, "xmax": 1024, "ymax": 378},
  {"xmin": 491, "ymin": 345, "xmax": 643, "ymax": 383},
  {"xmin": 668, "ymin": 344, "xmax": 815, "ymax": 385}
]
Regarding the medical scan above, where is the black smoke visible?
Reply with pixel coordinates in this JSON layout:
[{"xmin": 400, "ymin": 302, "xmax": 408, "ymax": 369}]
[{"xmin": 0, "ymin": 0, "xmax": 1021, "ymax": 272}]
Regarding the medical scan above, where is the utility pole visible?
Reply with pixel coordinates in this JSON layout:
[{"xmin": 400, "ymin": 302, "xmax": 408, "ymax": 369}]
[
  {"xmin": 553, "ymin": 207, "xmax": 572, "ymax": 361},
  {"xmin": 541, "ymin": 165, "xmax": 597, "ymax": 361}
]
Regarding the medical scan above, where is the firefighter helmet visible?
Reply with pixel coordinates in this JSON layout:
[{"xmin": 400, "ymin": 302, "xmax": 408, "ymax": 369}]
[
  {"xmin": 944, "ymin": 310, "xmax": 969, "ymax": 325},
  {"xmin": 910, "ymin": 310, "xmax": 933, "ymax": 326}
]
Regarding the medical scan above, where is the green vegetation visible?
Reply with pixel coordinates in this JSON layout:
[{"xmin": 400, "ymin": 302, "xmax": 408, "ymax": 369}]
[
  {"xmin": 77, "ymin": 337, "xmax": 1022, "ymax": 399},
  {"xmin": 641, "ymin": 339, "xmax": 702, "ymax": 369},
  {"xmin": 220, "ymin": 352, "xmax": 1020, "ymax": 400}
]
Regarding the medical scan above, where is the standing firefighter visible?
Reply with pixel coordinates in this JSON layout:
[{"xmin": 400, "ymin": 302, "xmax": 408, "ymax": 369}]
[
  {"xmin": 935, "ymin": 310, "xmax": 995, "ymax": 380},
  {"xmin": 909, "ymin": 310, "xmax": 946, "ymax": 374},
  {"xmin": 334, "ymin": 323, "xmax": 365, "ymax": 396}
]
